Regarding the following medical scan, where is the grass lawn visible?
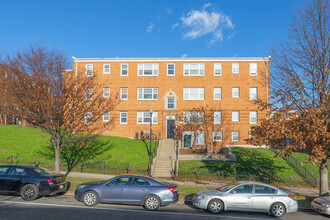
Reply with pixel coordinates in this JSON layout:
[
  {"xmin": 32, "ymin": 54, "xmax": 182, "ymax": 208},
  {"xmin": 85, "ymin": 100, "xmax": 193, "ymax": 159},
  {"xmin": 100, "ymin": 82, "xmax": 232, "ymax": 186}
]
[
  {"xmin": 0, "ymin": 125, "xmax": 157, "ymax": 170},
  {"xmin": 178, "ymin": 147, "xmax": 308, "ymax": 187}
]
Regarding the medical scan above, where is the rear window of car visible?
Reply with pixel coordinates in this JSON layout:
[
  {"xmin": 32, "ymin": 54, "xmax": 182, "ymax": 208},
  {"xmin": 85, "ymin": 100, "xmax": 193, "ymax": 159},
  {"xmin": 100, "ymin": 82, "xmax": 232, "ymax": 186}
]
[
  {"xmin": 254, "ymin": 185, "xmax": 277, "ymax": 194},
  {"xmin": 33, "ymin": 167, "xmax": 55, "ymax": 174}
]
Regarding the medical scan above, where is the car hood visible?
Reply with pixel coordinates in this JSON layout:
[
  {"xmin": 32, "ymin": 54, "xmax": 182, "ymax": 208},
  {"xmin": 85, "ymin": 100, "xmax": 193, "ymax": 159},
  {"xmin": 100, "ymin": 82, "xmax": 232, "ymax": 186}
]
[
  {"xmin": 196, "ymin": 189, "xmax": 223, "ymax": 196},
  {"xmin": 313, "ymin": 196, "xmax": 330, "ymax": 204}
]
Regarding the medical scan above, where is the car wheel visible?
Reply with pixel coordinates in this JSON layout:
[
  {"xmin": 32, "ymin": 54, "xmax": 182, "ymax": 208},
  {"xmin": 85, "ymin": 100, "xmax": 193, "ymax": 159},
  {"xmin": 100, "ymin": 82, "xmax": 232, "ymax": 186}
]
[
  {"xmin": 20, "ymin": 184, "xmax": 39, "ymax": 201},
  {"xmin": 82, "ymin": 191, "xmax": 99, "ymax": 207},
  {"xmin": 270, "ymin": 202, "xmax": 286, "ymax": 217},
  {"xmin": 143, "ymin": 195, "xmax": 160, "ymax": 211},
  {"xmin": 207, "ymin": 199, "xmax": 223, "ymax": 214}
]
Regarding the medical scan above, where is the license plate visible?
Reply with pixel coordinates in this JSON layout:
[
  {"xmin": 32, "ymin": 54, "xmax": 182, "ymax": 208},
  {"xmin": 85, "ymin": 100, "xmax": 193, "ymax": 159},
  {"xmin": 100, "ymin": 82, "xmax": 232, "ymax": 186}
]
[{"xmin": 60, "ymin": 185, "xmax": 64, "ymax": 189}]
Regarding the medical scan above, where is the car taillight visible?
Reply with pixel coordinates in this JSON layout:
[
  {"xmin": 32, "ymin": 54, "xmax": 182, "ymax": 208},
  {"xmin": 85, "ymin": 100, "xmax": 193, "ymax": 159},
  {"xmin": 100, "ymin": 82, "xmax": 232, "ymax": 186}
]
[
  {"xmin": 289, "ymin": 194, "xmax": 296, "ymax": 200},
  {"xmin": 48, "ymin": 177, "xmax": 53, "ymax": 184},
  {"xmin": 168, "ymin": 187, "xmax": 177, "ymax": 192}
]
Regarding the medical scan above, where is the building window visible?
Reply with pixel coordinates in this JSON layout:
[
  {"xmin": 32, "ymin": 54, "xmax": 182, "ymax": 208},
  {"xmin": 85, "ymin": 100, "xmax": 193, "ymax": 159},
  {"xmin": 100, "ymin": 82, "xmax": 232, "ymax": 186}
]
[
  {"xmin": 250, "ymin": 111, "xmax": 257, "ymax": 124},
  {"xmin": 167, "ymin": 97, "xmax": 175, "ymax": 109},
  {"xmin": 85, "ymin": 112, "xmax": 92, "ymax": 124},
  {"xmin": 184, "ymin": 63, "xmax": 205, "ymax": 76},
  {"xmin": 183, "ymin": 111, "xmax": 204, "ymax": 124},
  {"xmin": 137, "ymin": 88, "xmax": 158, "ymax": 100},
  {"xmin": 214, "ymin": 63, "xmax": 222, "ymax": 76},
  {"xmin": 85, "ymin": 64, "xmax": 93, "ymax": 77},
  {"xmin": 103, "ymin": 88, "xmax": 110, "ymax": 98},
  {"xmin": 120, "ymin": 88, "xmax": 128, "ymax": 100},
  {"xmin": 120, "ymin": 112, "xmax": 127, "ymax": 124},
  {"xmin": 214, "ymin": 88, "xmax": 222, "ymax": 100},
  {"xmin": 137, "ymin": 111, "xmax": 158, "ymax": 124},
  {"xmin": 103, "ymin": 64, "xmax": 110, "ymax": 74},
  {"xmin": 103, "ymin": 112, "xmax": 110, "ymax": 122},
  {"xmin": 183, "ymin": 88, "xmax": 204, "ymax": 100},
  {"xmin": 167, "ymin": 64, "xmax": 175, "ymax": 76},
  {"xmin": 232, "ymin": 87, "xmax": 240, "ymax": 98},
  {"xmin": 214, "ymin": 111, "xmax": 222, "ymax": 124},
  {"xmin": 250, "ymin": 87, "xmax": 258, "ymax": 100},
  {"xmin": 121, "ymin": 64, "xmax": 128, "ymax": 76},
  {"xmin": 138, "ymin": 63, "xmax": 158, "ymax": 76},
  {"xmin": 195, "ymin": 131, "xmax": 205, "ymax": 145},
  {"xmin": 85, "ymin": 88, "xmax": 93, "ymax": 100},
  {"xmin": 232, "ymin": 131, "xmax": 239, "ymax": 142},
  {"xmin": 232, "ymin": 63, "xmax": 239, "ymax": 74},
  {"xmin": 232, "ymin": 111, "xmax": 239, "ymax": 122},
  {"xmin": 250, "ymin": 63, "xmax": 258, "ymax": 76},
  {"xmin": 213, "ymin": 131, "xmax": 223, "ymax": 142}
]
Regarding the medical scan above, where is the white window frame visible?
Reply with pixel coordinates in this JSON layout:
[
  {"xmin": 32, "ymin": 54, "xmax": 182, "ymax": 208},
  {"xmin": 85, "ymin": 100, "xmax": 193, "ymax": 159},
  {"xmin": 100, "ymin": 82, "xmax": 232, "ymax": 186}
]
[
  {"xmin": 214, "ymin": 63, "xmax": 222, "ymax": 76},
  {"xmin": 213, "ymin": 131, "xmax": 223, "ymax": 142},
  {"xmin": 195, "ymin": 131, "xmax": 205, "ymax": 145},
  {"xmin": 137, "ymin": 88, "xmax": 158, "ymax": 100},
  {"xmin": 250, "ymin": 63, "xmax": 258, "ymax": 76},
  {"xmin": 214, "ymin": 111, "xmax": 222, "ymax": 124},
  {"xmin": 137, "ymin": 111, "xmax": 158, "ymax": 124},
  {"xmin": 85, "ymin": 88, "xmax": 93, "ymax": 100},
  {"xmin": 250, "ymin": 111, "xmax": 257, "ymax": 124},
  {"xmin": 183, "ymin": 88, "xmax": 204, "ymax": 100},
  {"xmin": 120, "ymin": 88, "xmax": 128, "ymax": 100},
  {"xmin": 214, "ymin": 88, "xmax": 222, "ymax": 100},
  {"xmin": 85, "ymin": 64, "xmax": 93, "ymax": 77},
  {"xmin": 103, "ymin": 87, "xmax": 110, "ymax": 98},
  {"xmin": 183, "ymin": 111, "xmax": 204, "ymax": 124},
  {"xmin": 232, "ymin": 131, "xmax": 239, "ymax": 142},
  {"xmin": 120, "ymin": 112, "xmax": 127, "ymax": 124},
  {"xmin": 138, "ymin": 63, "xmax": 159, "ymax": 76},
  {"xmin": 232, "ymin": 111, "xmax": 239, "ymax": 122},
  {"xmin": 103, "ymin": 64, "xmax": 110, "ymax": 74},
  {"xmin": 232, "ymin": 87, "xmax": 240, "ymax": 98},
  {"xmin": 183, "ymin": 63, "xmax": 205, "ymax": 76},
  {"xmin": 166, "ymin": 97, "xmax": 175, "ymax": 109},
  {"xmin": 103, "ymin": 111, "xmax": 110, "ymax": 122},
  {"xmin": 250, "ymin": 87, "xmax": 258, "ymax": 100},
  {"xmin": 85, "ymin": 112, "xmax": 92, "ymax": 124},
  {"xmin": 121, "ymin": 64, "xmax": 128, "ymax": 76},
  {"xmin": 232, "ymin": 63, "xmax": 239, "ymax": 74},
  {"xmin": 167, "ymin": 64, "xmax": 175, "ymax": 76}
]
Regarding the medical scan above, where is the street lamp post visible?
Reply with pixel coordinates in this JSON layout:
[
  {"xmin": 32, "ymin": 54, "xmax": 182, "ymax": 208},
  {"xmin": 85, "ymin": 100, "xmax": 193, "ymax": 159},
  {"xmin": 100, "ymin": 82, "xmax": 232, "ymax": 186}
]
[{"xmin": 149, "ymin": 109, "xmax": 153, "ymax": 177}]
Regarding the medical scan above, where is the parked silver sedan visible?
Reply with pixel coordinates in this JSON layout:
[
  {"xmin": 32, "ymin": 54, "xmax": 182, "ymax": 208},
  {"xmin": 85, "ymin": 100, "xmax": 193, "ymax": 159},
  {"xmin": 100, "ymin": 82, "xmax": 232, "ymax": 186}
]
[
  {"xmin": 192, "ymin": 181, "xmax": 298, "ymax": 217},
  {"xmin": 311, "ymin": 196, "xmax": 330, "ymax": 215}
]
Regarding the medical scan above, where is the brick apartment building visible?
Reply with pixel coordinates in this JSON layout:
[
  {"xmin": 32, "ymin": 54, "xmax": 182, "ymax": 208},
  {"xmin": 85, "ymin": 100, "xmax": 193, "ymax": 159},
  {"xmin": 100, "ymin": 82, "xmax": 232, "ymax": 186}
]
[{"xmin": 72, "ymin": 57, "xmax": 270, "ymax": 151}]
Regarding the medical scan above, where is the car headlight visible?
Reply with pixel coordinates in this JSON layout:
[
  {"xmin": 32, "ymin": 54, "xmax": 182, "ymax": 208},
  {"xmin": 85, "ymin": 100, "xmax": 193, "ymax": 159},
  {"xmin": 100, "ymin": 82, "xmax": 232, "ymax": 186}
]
[
  {"xmin": 197, "ymin": 194, "xmax": 209, "ymax": 200},
  {"xmin": 77, "ymin": 185, "xmax": 86, "ymax": 190},
  {"xmin": 321, "ymin": 203, "xmax": 330, "ymax": 208}
]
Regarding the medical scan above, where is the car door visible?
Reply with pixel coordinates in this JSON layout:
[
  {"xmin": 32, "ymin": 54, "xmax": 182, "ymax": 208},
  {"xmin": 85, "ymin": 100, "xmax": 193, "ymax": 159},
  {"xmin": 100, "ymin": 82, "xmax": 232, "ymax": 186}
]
[
  {"xmin": 101, "ymin": 177, "xmax": 131, "ymax": 203},
  {"xmin": 0, "ymin": 166, "xmax": 10, "ymax": 191},
  {"xmin": 251, "ymin": 184, "xmax": 278, "ymax": 211},
  {"xmin": 3, "ymin": 167, "xmax": 27, "ymax": 192},
  {"xmin": 124, "ymin": 177, "xmax": 151, "ymax": 204},
  {"xmin": 226, "ymin": 184, "xmax": 253, "ymax": 211}
]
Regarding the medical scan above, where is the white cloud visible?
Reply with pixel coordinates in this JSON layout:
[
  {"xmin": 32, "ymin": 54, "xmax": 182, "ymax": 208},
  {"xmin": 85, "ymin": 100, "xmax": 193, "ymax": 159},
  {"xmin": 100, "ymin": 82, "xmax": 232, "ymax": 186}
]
[
  {"xmin": 172, "ymin": 23, "xmax": 179, "ymax": 29},
  {"xmin": 166, "ymin": 8, "xmax": 173, "ymax": 15},
  {"xmin": 182, "ymin": 54, "xmax": 188, "ymax": 58},
  {"xmin": 147, "ymin": 23, "xmax": 154, "ymax": 33},
  {"xmin": 180, "ymin": 3, "xmax": 234, "ymax": 44}
]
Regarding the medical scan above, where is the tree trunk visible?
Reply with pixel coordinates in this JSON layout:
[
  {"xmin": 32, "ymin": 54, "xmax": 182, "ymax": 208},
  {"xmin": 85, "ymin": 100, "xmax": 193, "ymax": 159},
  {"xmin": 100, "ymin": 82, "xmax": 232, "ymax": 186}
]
[
  {"xmin": 55, "ymin": 149, "xmax": 61, "ymax": 174},
  {"xmin": 319, "ymin": 153, "xmax": 329, "ymax": 196}
]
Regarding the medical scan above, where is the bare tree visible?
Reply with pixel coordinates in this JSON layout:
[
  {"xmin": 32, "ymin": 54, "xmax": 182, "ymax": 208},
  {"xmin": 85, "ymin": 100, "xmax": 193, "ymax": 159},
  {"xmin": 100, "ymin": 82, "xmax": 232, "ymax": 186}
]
[
  {"xmin": 251, "ymin": 0, "xmax": 329, "ymax": 196},
  {"xmin": 0, "ymin": 44, "xmax": 119, "ymax": 173}
]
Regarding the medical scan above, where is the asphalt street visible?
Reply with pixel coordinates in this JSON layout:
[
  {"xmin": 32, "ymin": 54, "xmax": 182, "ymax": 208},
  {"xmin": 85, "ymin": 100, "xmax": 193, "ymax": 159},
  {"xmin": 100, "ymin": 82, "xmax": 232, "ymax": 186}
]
[{"xmin": 0, "ymin": 195, "xmax": 328, "ymax": 220}]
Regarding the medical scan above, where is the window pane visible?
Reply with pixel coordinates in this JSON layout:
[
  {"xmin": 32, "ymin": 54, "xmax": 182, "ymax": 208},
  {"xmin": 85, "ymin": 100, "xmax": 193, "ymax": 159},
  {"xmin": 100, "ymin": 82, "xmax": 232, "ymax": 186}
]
[{"xmin": 214, "ymin": 111, "xmax": 221, "ymax": 124}]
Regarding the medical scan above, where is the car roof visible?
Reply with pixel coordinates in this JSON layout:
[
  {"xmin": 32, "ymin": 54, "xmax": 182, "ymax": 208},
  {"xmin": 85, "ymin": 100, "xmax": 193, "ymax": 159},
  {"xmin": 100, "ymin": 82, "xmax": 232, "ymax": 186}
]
[{"xmin": 232, "ymin": 181, "xmax": 277, "ymax": 187}]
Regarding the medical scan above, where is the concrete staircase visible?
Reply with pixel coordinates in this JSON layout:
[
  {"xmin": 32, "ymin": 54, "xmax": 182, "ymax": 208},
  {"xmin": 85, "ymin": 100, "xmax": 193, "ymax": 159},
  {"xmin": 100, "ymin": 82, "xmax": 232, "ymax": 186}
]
[{"xmin": 152, "ymin": 140, "xmax": 177, "ymax": 178}]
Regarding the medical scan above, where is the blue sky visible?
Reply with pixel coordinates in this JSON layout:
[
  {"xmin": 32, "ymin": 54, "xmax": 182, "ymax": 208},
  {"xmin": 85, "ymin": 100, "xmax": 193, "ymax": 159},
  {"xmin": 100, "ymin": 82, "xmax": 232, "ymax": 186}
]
[{"xmin": 0, "ymin": 0, "xmax": 301, "ymax": 62}]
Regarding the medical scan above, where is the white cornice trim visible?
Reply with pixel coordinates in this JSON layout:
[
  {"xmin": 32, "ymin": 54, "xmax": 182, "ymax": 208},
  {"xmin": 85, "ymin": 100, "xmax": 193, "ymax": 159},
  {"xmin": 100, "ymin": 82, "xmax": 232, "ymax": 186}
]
[{"xmin": 72, "ymin": 57, "xmax": 270, "ymax": 62}]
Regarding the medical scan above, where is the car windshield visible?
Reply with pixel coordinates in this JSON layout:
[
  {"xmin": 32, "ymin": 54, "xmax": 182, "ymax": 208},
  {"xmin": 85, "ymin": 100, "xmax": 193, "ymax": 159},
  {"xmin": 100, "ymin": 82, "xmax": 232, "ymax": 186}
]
[
  {"xmin": 33, "ymin": 167, "xmax": 55, "ymax": 174},
  {"xmin": 217, "ymin": 184, "xmax": 238, "ymax": 192}
]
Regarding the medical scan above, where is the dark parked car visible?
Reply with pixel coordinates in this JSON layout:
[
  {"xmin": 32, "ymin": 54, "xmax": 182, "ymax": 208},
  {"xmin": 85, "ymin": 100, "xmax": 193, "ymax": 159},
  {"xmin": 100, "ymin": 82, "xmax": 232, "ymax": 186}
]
[
  {"xmin": 75, "ymin": 175, "xmax": 179, "ymax": 210},
  {"xmin": 0, "ymin": 165, "xmax": 67, "ymax": 201}
]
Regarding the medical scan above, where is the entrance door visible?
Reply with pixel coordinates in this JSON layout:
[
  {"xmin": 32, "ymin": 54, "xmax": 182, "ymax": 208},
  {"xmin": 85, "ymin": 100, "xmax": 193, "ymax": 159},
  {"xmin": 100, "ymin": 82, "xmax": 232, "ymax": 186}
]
[{"xmin": 166, "ymin": 120, "xmax": 175, "ymax": 139}]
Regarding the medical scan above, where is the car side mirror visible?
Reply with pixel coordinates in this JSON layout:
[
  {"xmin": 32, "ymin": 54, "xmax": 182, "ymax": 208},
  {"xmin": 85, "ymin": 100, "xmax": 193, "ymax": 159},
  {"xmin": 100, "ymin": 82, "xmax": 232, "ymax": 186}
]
[{"xmin": 230, "ymin": 190, "xmax": 236, "ymax": 194}]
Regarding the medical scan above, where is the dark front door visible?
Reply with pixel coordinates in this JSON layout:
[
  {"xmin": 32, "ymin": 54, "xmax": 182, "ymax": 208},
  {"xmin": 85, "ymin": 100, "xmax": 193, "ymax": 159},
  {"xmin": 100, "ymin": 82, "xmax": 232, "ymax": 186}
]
[{"xmin": 167, "ymin": 120, "xmax": 175, "ymax": 139}]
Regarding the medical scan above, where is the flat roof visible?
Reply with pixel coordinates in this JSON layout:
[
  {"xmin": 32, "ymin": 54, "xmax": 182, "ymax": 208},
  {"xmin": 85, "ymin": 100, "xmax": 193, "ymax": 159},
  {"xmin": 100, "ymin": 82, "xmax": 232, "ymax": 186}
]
[{"xmin": 72, "ymin": 57, "xmax": 271, "ymax": 62}]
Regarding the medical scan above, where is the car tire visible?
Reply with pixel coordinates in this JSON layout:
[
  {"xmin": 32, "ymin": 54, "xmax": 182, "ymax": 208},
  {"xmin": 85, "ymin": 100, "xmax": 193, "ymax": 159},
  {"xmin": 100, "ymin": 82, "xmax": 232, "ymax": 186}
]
[
  {"xmin": 82, "ymin": 191, "xmax": 99, "ymax": 207},
  {"xmin": 20, "ymin": 184, "xmax": 39, "ymax": 201},
  {"xmin": 207, "ymin": 199, "xmax": 224, "ymax": 214},
  {"xmin": 143, "ymin": 195, "xmax": 160, "ymax": 211},
  {"xmin": 270, "ymin": 202, "xmax": 286, "ymax": 217}
]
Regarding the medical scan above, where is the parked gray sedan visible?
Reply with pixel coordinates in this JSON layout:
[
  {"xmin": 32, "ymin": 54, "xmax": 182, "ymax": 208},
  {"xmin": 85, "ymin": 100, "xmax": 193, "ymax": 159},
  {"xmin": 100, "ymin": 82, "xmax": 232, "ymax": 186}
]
[
  {"xmin": 74, "ymin": 175, "xmax": 178, "ymax": 211},
  {"xmin": 192, "ymin": 181, "xmax": 298, "ymax": 217},
  {"xmin": 311, "ymin": 196, "xmax": 330, "ymax": 215}
]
